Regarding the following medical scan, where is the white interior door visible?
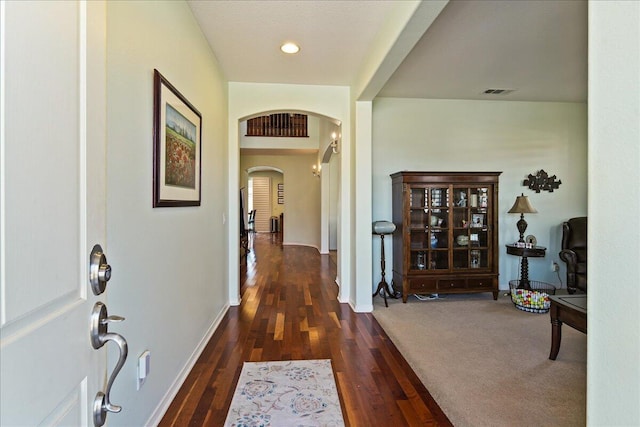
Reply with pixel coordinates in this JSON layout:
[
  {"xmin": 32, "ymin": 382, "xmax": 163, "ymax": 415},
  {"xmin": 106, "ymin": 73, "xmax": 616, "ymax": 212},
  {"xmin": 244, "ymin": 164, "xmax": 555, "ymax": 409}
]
[{"xmin": 1, "ymin": 1, "xmax": 108, "ymax": 425}]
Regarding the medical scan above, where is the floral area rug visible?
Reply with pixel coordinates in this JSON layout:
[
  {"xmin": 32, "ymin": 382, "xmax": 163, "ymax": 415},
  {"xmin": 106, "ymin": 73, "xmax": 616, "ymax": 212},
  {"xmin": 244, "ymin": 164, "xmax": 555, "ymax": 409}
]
[{"xmin": 224, "ymin": 359, "xmax": 345, "ymax": 427}]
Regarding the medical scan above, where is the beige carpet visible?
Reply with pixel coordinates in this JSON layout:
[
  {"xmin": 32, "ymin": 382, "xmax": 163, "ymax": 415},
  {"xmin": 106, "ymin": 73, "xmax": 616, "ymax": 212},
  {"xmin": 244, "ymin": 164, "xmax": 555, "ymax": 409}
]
[{"xmin": 372, "ymin": 293, "xmax": 586, "ymax": 427}]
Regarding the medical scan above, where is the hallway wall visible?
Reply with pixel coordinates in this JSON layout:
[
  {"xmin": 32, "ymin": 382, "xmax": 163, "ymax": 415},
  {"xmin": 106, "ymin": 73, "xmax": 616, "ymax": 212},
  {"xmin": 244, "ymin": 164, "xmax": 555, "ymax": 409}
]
[
  {"xmin": 106, "ymin": 2, "xmax": 228, "ymax": 425},
  {"xmin": 588, "ymin": 2, "xmax": 640, "ymax": 422}
]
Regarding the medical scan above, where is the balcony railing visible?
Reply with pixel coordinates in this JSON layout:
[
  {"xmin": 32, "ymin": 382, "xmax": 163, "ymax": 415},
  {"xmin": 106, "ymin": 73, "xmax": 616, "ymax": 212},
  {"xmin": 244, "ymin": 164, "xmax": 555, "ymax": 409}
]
[{"xmin": 246, "ymin": 113, "xmax": 308, "ymax": 137}]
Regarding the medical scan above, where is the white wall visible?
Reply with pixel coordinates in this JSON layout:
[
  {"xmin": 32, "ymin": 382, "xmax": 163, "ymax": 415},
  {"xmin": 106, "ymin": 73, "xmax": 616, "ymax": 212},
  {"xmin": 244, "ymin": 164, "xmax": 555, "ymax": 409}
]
[
  {"xmin": 372, "ymin": 98, "xmax": 587, "ymax": 292},
  {"xmin": 329, "ymin": 154, "xmax": 340, "ymax": 250},
  {"xmin": 106, "ymin": 2, "xmax": 228, "ymax": 425},
  {"xmin": 318, "ymin": 120, "xmax": 341, "ymax": 254},
  {"xmin": 354, "ymin": 101, "xmax": 374, "ymax": 311},
  {"xmin": 588, "ymin": 2, "xmax": 640, "ymax": 424},
  {"xmin": 241, "ymin": 156, "xmax": 319, "ymax": 246}
]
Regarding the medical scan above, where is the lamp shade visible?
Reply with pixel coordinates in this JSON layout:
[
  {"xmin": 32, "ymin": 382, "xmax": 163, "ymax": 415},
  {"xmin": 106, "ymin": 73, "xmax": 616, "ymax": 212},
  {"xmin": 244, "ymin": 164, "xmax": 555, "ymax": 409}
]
[
  {"xmin": 508, "ymin": 193, "xmax": 537, "ymax": 214},
  {"xmin": 508, "ymin": 193, "xmax": 536, "ymax": 243}
]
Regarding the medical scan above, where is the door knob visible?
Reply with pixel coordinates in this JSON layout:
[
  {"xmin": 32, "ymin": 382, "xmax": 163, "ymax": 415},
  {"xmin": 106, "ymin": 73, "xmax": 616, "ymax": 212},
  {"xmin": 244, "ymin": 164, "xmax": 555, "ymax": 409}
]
[
  {"xmin": 90, "ymin": 302, "xmax": 128, "ymax": 426},
  {"xmin": 90, "ymin": 244, "xmax": 111, "ymax": 295},
  {"xmin": 90, "ymin": 303, "xmax": 124, "ymax": 349}
]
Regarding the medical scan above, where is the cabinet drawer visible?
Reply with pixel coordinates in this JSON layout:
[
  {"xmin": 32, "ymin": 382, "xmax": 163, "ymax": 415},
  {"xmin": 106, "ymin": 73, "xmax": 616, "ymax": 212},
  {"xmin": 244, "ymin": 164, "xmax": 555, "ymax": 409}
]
[
  {"xmin": 408, "ymin": 278, "xmax": 438, "ymax": 292},
  {"xmin": 438, "ymin": 278, "xmax": 466, "ymax": 289},
  {"xmin": 468, "ymin": 277, "xmax": 493, "ymax": 288}
]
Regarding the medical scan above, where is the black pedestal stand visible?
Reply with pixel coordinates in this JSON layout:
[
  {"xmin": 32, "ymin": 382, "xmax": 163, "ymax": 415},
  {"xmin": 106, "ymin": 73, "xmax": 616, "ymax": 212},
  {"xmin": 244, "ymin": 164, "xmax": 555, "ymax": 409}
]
[{"xmin": 372, "ymin": 233, "xmax": 398, "ymax": 307}]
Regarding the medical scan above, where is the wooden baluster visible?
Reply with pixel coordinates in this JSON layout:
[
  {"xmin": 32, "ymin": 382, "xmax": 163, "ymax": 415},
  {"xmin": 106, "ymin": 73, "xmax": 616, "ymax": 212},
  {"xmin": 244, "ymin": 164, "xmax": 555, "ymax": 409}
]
[{"xmin": 286, "ymin": 113, "xmax": 291, "ymax": 137}]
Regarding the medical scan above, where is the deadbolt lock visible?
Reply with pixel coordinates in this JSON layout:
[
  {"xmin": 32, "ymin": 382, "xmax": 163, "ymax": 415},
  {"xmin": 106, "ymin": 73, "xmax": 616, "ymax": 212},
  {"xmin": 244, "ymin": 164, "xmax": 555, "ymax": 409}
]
[{"xmin": 90, "ymin": 244, "xmax": 111, "ymax": 295}]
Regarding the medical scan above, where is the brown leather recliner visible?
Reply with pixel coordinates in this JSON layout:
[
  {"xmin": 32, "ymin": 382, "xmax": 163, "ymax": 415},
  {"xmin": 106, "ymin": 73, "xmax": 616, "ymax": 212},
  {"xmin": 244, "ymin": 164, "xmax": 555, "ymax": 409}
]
[{"xmin": 559, "ymin": 217, "xmax": 587, "ymax": 294}]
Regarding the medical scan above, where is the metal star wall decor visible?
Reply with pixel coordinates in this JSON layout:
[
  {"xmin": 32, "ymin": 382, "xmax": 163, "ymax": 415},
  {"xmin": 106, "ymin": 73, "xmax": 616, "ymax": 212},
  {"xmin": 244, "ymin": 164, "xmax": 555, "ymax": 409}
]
[{"xmin": 523, "ymin": 169, "xmax": 562, "ymax": 193}]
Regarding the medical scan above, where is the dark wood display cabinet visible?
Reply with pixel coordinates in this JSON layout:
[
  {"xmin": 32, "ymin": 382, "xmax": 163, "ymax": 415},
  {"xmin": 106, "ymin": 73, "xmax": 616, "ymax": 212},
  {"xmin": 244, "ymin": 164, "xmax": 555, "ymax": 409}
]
[{"xmin": 391, "ymin": 171, "xmax": 502, "ymax": 302}]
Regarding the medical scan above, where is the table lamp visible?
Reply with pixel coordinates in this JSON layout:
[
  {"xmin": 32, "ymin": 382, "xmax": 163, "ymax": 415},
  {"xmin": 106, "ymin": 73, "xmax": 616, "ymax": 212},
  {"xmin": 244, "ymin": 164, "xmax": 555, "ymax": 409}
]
[{"xmin": 508, "ymin": 193, "xmax": 537, "ymax": 243}]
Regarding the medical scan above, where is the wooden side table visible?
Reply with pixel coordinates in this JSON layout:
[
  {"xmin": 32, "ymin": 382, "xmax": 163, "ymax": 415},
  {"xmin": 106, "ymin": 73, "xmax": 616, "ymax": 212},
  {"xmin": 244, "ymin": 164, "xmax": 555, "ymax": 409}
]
[
  {"xmin": 505, "ymin": 244, "xmax": 546, "ymax": 288},
  {"xmin": 549, "ymin": 294, "xmax": 587, "ymax": 360}
]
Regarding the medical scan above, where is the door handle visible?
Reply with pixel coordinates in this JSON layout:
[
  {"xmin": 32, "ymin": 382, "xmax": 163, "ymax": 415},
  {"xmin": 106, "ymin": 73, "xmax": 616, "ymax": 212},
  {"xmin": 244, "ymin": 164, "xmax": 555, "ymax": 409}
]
[
  {"xmin": 89, "ymin": 245, "xmax": 112, "ymax": 295},
  {"xmin": 90, "ymin": 302, "xmax": 128, "ymax": 427}
]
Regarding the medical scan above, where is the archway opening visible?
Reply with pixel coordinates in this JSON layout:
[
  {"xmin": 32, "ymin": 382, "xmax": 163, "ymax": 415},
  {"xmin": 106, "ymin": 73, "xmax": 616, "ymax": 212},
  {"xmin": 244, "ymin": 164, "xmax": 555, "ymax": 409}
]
[
  {"xmin": 238, "ymin": 110, "xmax": 342, "ymax": 289},
  {"xmin": 245, "ymin": 166, "xmax": 284, "ymax": 234}
]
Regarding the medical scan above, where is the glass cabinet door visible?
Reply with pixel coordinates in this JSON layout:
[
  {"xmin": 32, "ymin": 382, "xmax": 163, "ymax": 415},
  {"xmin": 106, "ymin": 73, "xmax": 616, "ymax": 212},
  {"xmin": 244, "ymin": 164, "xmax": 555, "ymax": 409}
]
[
  {"xmin": 408, "ymin": 186, "xmax": 426, "ymax": 271},
  {"xmin": 452, "ymin": 186, "xmax": 491, "ymax": 270},
  {"xmin": 408, "ymin": 185, "xmax": 449, "ymax": 271},
  {"xmin": 428, "ymin": 187, "xmax": 449, "ymax": 270}
]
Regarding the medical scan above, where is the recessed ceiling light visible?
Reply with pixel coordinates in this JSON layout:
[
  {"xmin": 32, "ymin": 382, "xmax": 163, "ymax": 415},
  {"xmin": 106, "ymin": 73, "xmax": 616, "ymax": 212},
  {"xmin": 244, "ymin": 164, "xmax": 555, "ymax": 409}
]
[{"xmin": 280, "ymin": 42, "xmax": 300, "ymax": 54}]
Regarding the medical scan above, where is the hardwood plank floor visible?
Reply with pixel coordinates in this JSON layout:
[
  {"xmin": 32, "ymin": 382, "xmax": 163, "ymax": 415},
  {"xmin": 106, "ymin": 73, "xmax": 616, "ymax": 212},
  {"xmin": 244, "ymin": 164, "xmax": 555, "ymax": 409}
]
[{"xmin": 159, "ymin": 233, "xmax": 451, "ymax": 426}]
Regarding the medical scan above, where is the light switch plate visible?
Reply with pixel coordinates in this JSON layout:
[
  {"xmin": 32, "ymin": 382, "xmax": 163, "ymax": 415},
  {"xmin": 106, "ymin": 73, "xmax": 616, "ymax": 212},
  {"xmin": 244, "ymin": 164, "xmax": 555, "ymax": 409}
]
[{"xmin": 137, "ymin": 350, "xmax": 150, "ymax": 390}]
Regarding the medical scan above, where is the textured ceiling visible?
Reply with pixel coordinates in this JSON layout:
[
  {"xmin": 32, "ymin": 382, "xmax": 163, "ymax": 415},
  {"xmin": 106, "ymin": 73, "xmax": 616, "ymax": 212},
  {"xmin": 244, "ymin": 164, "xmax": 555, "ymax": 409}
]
[
  {"xmin": 188, "ymin": 0, "xmax": 400, "ymax": 87},
  {"xmin": 188, "ymin": 0, "xmax": 587, "ymax": 102},
  {"xmin": 379, "ymin": 0, "xmax": 587, "ymax": 101}
]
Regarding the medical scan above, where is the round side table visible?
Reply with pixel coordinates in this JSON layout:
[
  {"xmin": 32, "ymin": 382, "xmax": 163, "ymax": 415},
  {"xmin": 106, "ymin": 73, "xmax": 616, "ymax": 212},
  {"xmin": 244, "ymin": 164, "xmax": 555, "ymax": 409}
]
[{"xmin": 506, "ymin": 244, "xmax": 546, "ymax": 289}]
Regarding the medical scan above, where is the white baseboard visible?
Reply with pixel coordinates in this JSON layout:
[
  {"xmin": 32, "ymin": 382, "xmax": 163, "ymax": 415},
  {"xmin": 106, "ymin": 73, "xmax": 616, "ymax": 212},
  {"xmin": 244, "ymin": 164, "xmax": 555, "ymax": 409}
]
[
  {"xmin": 146, "ymin": 303, "xmax": 230, "ymax": 425},
  {"xmin": 335, "ymin": 277, "xmax": 350, "ymax": 304},
  {"xmin": 349, "ymin": 300, "xmax": 373, "ymax": 313},
  {"xmin": 282, "ymin": 242, "xmax": 320, "ymax": 252}
]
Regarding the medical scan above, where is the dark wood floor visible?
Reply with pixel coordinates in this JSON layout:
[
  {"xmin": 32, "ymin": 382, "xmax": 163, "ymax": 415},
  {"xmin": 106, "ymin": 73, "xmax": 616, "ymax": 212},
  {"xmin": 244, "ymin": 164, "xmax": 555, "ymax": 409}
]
[{"xmin": 159, "ymin": 233, "xmax": 451, "ymax": 426}]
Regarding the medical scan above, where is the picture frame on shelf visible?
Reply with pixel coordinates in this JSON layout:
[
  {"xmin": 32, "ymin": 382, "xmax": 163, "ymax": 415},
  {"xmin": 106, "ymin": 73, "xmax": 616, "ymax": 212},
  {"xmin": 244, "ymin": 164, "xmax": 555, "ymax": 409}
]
[
  {"xmin": 470, "ymin": 250, "xmax": 481, "ymax": 268},
  {"xmin": 471, "ymin": 213, "xmax": 484, "ymax": 228},
  {"xmin": 470, "ymin": 233, "xmax": 480, "ymax": 246},
  {"xmin": 153, "ymin": 69, "xmax": 202, "ymax": 207}
]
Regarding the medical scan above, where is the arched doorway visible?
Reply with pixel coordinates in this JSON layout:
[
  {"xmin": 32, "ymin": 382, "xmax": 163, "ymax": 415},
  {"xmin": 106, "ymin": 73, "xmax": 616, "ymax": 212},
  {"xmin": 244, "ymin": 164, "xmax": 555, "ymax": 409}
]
[
  {"xmin": 236, "ymin": 110, "xmax": 343, "ymax": 298},
  {"xmin": 227, "ymin": 85, "xmax": 351, "ymax": 308},
  {"xmin": 245, "ymin": 166, "xmax": 284, "ymax": 234}
]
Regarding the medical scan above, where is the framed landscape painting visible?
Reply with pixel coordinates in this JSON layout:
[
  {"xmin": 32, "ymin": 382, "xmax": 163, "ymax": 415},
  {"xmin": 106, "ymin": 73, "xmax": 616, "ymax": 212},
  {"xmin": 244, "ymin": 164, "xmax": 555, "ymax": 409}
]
[{"xmin": 153, "ymin": 69, "xmax": 202, "ymax": 207}]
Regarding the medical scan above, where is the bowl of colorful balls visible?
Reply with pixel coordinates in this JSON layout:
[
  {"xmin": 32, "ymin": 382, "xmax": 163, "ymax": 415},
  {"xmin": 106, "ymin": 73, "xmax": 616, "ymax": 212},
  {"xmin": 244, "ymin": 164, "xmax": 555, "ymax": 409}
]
[{"xmin": 509, "ymin": 280, "xmax": 556, "ymax": 313}]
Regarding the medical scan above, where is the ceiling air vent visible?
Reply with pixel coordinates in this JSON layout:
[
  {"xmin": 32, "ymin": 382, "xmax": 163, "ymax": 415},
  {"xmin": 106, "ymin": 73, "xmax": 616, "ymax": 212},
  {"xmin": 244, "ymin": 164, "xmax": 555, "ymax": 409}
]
[{"xmin": 482, "ymin": 88, "xmax": 515, "ymax": 95}]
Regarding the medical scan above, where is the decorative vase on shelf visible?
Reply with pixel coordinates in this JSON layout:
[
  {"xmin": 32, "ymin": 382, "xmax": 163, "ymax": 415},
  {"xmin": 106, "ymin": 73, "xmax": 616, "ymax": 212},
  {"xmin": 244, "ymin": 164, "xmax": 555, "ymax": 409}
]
[
  {"xmin": 417, "ymin": 252, "xmax": 426, "ymax": 270},
  {"xmin": 430, "ymin": 234, "xmax": 438, "ymax": 248},
  {"xmin": 456, "ymin": 235, "xmax": 469, "ymax": 246}
]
